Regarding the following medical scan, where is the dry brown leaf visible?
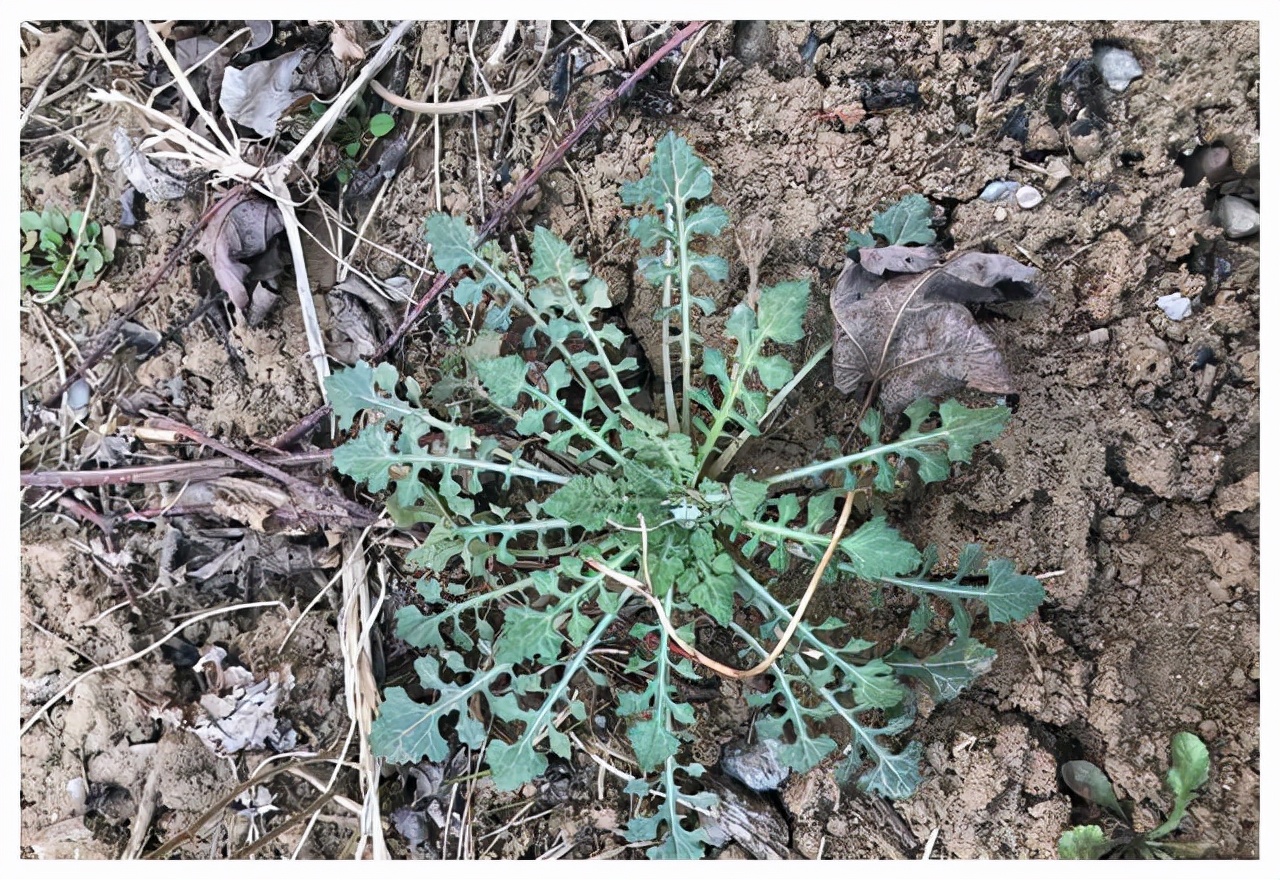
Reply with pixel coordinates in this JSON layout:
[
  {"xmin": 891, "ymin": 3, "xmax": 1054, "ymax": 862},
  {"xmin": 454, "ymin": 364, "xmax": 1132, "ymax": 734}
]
[
  {"xmin": 195, "ymin": 188, "xmax": 284, "ymax": 310},
  {"xmin": 329, "ymin": 22, "xmax": 366, "ymax": 62},
  {"xmin": 831, "ymin": 251, "xmax": 1041, "ymax": 413}
]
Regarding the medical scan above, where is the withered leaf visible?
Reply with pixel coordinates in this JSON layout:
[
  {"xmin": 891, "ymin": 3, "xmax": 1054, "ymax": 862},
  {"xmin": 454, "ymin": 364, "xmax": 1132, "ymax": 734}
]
[
  {"xmin": 831, "ymin": 252, "xmax": 1041, "ymax": 413},
  {"xmin": 219, "ymin": 48, "xmax": 308, "ymax": 137},
  {"xmin": 195, "ymin": 188, "xmax": 284, "ymax": 310}
]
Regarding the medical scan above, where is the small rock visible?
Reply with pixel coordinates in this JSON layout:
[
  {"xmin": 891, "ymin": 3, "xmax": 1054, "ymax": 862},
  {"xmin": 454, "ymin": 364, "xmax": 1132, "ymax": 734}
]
[
  {"xmin": 720, "ymin": 738, "xmax": 789, "ymax": 792},
  {"xmin": 980, "ymin": 180, "xmax": 1018, "ymax": 202},
  {"xmin": 1093, "ymin": 45, "xmax": 1143, "ymax": 91},
  {"xmin": 1198, "ymin": 719, "xmax": 1220, "ymax": 742},
  {"xmin": 955, "ymin": 122, "xmax": 974, "ymax": 137},
  {"xmin": 1015, "ymin": 185, "xmax": 1044, "ymax": 209},
  {"xmin": 733, "ymin": 21, "xmax": 774, "ymax": 68},
  {"xmin": 1068, "ymin": 118, "xmax": 1104, "ymax": 163},
  {"xmin": 1214, "ymin": 195, "xmax": 1260, "ymax": 239},
  {"xmin": 1026, "ymin": 122, "xmax": 1063, "ymax": 151},
  {"xmin": 1182, "ymin": 145, "xmax": 1235, "ymax": 187},
  {"xmin": 65, "ymin": 378, "xmax": 91, "ymax": 414},
  {"xmin": 1081, "ymin": 328, "xmax": 1110, "ymax": 345},
  {"xmin": 994, "ymin": 206, "xmax": 1008, "ymax": 222},
  {"xmin": 1156, "ymin": 293, "xmax": 1192, "ymax": 321},
  {"xmin": 1045, "ymin": 156, "xmax": 1072, "ymax": 191}
]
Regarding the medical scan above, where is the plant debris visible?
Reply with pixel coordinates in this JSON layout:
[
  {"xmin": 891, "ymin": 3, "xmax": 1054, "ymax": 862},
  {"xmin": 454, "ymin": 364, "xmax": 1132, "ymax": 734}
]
[
  {"xmin": 831, "ymin": 249, "xmax": 1041, "ymax": 412},
  {"xmin": 194, "ymin": 188, "xmax": 285, "ymax": 311}
]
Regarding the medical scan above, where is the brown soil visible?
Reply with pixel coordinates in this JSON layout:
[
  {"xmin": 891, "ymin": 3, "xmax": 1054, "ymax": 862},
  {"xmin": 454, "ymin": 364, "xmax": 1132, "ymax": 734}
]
[{"xmin": 19, "ymin": 21, "xmax": 1259, "ymax": 860}]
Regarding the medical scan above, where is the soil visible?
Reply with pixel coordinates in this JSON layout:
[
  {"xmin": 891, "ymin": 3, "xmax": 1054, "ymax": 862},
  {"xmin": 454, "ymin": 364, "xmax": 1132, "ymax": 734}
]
[{"xmin": 19, "ymin": 20, "xmax": 1259, "ymax": 860}]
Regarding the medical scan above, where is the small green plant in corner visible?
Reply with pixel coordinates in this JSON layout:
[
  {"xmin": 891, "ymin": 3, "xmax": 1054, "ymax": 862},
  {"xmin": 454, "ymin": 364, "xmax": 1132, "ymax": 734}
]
[
  {"xmin": 1059, "ymin": 732, "xmax": 1213, "ymax": 859},
  {"xmin": 327, "ymin": 132, "xmax": 1044, "ymax": 858},
  {"xmin": 20, "ymin": 204, "xmax": 114, "ymax": 296},
  {"xmin": 305, "ymin": 96, "xmax": 396, "ymax": 184}
]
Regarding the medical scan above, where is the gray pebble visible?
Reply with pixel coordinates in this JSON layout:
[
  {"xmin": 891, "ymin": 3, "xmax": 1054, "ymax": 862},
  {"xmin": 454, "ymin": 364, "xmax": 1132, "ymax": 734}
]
[
  {"xmin": 720, "ymin": 737, "xmax": 789, "ymax": 792},
  {"xmin": 1068, "ymin": 118, "xmax": 1104, "ymax": 163},
  {"xmin": 1214, "ymin": 195, "xmax": 1260, "ymax": 239},
  {"xmin": 65, "ymin": 378, "xmax": 91, "ymax": 414},
  {"xmin": 980, "ymin": 180, "xmax": 1018, "ymax": 202},
  {"xmin": 1015, "ymin": 185, "xmax": 1044, "ymax": 209},
  {"xmin": 1093, "ymin": 45, "xmax": 1143, "ymax": 91},
  {"xmin": 1156, "ymin": 293, "xmax": 1192, "ymax": 321}
]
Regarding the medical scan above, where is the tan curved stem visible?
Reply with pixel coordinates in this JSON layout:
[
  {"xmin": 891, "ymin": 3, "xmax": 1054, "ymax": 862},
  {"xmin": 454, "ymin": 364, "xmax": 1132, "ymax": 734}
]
[{"xmin": 586, "ymin": 490, "xmax": 855, "ymax": 681}]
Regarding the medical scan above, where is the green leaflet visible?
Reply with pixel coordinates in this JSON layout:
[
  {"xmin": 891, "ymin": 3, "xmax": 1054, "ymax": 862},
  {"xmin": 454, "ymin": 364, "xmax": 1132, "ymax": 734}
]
[
  {"xmin": 1058, "ymin": 825, "xmax": 1115, "ymax": 860},
  {"xmin": 370, "ymin": 656, "xmax": 509, "ymax": 764},
  {"xmin": 887, "ymin": 638, "xmax": 997, "ymax": 702},
  {"xmin": 870, "ymin": 193, "xmax": 937, "ymax": 246}
]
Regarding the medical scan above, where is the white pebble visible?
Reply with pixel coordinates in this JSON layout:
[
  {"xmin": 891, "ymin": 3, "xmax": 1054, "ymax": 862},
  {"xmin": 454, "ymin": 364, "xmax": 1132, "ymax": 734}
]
[
  {"xmin": 1015, "ymin": 185, "xmax": 1044, "ymax": 209},
  {"xmin": 1156, "ymin": 293, "xmax": 1192, "ymax": 321}
]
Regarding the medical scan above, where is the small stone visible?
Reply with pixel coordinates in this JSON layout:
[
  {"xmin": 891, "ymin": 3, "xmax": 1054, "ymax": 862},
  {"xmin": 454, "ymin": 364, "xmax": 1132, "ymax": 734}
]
[
  {"xmin": 1026, "ymin": 122, "xmax": 1063, "ymax": 151},
  {"xmin": 1084, "ymin": 328, "xmax": 1110, "ymax": 345},
  {"xmin": 1198, "ymin": 719, "xmax": 1220, "ymax": 742},
  {"xmin": 1045, "ymin": 156, "xmax": 1072, "ymax": 191},
  {"xmin": 1156, "ymin": 293, "xmax": 1192, "ymax": 321},
  {"xmin": 994, "ymin": 206, "xmax": 1008, "ymax": 222},
  {"xmin": 955, "ymin": 122, "xmax": 973, "ymax": 137},
  {"xmin": 1068, "ymin": 118, "xmax": 1104, "ymax": 163},
  {"xmin": 1015, "ymin": 185, "xmax": 1043, "ymax": 209},
  {"xmin": 720, "ymin": 738, "xmax": 789, "ymax": 792},
  {"xmin": 1214, "ymin": 195, "xmax": 1260, "ymax": 239},
  {"xmin": 1093, "ymin": 45, "xmax": 1143, "ymax": 91},
  {"xmin": 64, "ymin": 378, "xmax": 91, "ymax": 414},
  {"xmin": 980, "ymin": 180, "xmax": 1018, "ymax": 202}
]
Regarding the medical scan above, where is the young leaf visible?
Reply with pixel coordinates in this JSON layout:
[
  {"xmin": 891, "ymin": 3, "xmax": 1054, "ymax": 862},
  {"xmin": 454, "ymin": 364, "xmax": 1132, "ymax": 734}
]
[
  {"xmin": 1150, "ymin": 732, "xmax": 1211, "ymax": 839},
  {"xmin": 1061, "ymin": 760, "xmax": 1127, "ymax": 820},
  {"xmin": 368, "ymin": 112, "xmax": 395, "ymax": 137},
  {"xmin": 871, "ymin": 193, "xmax": 936, "ymax": 246},
  {"xmin": 840, "ymin": 516, "xmax": 922, "ymax": 580},
  {"xmin": 755, "ymin": 280, "xmax": 809, "ymax": 344},
  {"xmin": 424, "ymin": 212, "xmax": 478, "ymax": 273},
  {"xmin": 1058, "ymin": 825, "xmax": 1116, "ymax": 860}
]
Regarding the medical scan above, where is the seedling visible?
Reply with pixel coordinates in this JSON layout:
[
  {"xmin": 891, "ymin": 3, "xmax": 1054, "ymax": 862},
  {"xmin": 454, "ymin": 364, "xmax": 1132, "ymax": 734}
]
[
  {"xmin": 1059, "ymin": 732, "xmax": 1214, "ymax": 859},
  {"xmin": 328, "ymin": 132, "xmax": 1044, "ymax": 857},
  {"xmin": 20, "ymin": 204, "xmax": 114, "ymax": 296},
  {"xmin": 307, "ymin": 96, "xmax": 396, "ymax": 184}
]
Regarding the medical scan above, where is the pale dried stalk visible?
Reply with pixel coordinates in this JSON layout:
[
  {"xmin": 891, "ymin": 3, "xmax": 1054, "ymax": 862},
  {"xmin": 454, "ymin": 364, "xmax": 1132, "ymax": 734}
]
[{"xmin": 337, "ymin": 535, "xmax": 388, "ymax": 859}]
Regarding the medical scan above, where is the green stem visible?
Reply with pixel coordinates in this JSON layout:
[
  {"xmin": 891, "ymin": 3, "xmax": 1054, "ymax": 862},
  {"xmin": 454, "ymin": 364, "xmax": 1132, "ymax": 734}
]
[
  {"xmin": 675, "ymin": 201, "xmax": 693, "ymax": 436},
  {"xmin": 694, "ymin": 338, "xmax": 762, "ymax": 475},
  {"xmin": 525, "ymin": 385, "xmax": 629, "ymax": 469},
  {"xmin": 763, "ymin": 428, "xmax": 949, "ymax": 487},
  {"xmin": 393, "ymin": 451, "xmax": 570, "ymax": 485},
  {"xmin": 660, "ymin": 209, "xmax": 678, "ymax": 433}
]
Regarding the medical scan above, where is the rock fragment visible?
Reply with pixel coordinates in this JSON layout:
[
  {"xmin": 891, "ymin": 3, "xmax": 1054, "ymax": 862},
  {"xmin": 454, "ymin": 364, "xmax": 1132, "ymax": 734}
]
[
  {"xmin": 1093, "ymin": 45, "xmax": 1143, "ymax": 91},
  {"xmin": 1214, "ymin": 195, "xmax": 1260, "ymax": 239}
]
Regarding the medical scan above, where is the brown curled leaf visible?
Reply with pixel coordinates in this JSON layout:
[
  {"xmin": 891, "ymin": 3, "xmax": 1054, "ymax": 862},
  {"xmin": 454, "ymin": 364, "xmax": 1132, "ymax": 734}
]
[{"xmin": 831, "ymin": 251, "xmax": 1042, "ymax": 413}]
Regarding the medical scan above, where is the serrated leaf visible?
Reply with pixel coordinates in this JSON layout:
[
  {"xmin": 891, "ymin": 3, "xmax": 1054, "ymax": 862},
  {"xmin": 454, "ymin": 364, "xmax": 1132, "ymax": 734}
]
[
  {"xmin": 888, "ymin": 638, "xmax": 996, "ymax": 702},
  {"xmin": 756, "ymin": 280, "xmax": 809, "ymax": 344},
  {"xmin": 493, "ymin": 605, "xmax": 564, "ymax": 664},
  {"xmin": 841, "ymin": 517, "xmax": 922, "ymax": 580},
  {"xmin": 728, "ymin": 474, "xmax": 767, "ymax": 518},
  {"xmin": 871, "ymin": 193, "xmax": 936, "ymax": 246},
  {"xmin": 1167, "ymin": 732, "xmax": 1210, "ymax": 800},
  {"xmin": 982, "ymin": 559, "xmax": 1045, "ymax": 623},
  {"xmin": 370, "ymin": 657, "xmax": 508, "ymax": 764},
  {"xmin": 627, "ymin": 718, "xmax": 680, "ymax": 772},
  {"xmin": 1058, "ymin": 825, "xmax": 1115, "ymax": 860},
  {"xmin": 486, "ymin": 737, "xmax": 548, "ymax": 791},
  {"xmin": 620, "ymin": 131, "xmax": 714, "ymax": 210},
  {"xmin": 530, "ymin": 226, "xmax": 589, "ymax": 284},
  {"xmin": 474, "ymin": 354, "xmax": 528, "ymax": 407},
  {"xmin": 425, "ymin": 212, "xmax": 477, "ymax": 273},
  {"xmin": 846, "ymin": 229, "xmax": 875, "ymax": 251},
  {"xmin": 754, "ymin": 354, "xmax": 795, "ymax": 390}
]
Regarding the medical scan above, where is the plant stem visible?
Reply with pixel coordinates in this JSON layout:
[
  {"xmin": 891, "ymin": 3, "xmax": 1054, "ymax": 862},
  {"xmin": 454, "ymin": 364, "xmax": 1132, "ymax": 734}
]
[
  {"xmin": 660, "ymin": 210, "xmax": 678, "ymax": 432},
  {"xmin": 763, "ymin": 426, "xmax": 954, "ymax": 487},
  {"xmin": 676, "ymin": 200, "xmax": 694, "ymax": 436}
]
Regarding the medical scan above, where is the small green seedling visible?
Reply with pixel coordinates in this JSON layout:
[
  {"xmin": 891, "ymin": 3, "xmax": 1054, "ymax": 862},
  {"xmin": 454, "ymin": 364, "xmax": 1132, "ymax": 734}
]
[
  {"xmin": 20, "ymin": 204, "xmax": 114, "ymax": 295},
  {"xmin": 309, "ymin": 97, "xmax": 396, "ymax": 184},
  {"xmin": 1059, "ymin": 732, "xmax": 1213, "ymax": 859}
]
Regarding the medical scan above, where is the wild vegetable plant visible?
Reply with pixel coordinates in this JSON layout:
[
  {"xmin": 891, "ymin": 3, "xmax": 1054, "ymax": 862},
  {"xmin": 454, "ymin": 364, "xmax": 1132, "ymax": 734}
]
[
  {"xmin": 1059, "ymin": 732, "xmax": 1213, "ymax": 859},
  {"xmin": 20, "ymin": 204, "xmax": 114, "ymax": 296},
  {"xmin": 328, "ymin": 132, "xmax": 1044, "ymax": 857}
]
